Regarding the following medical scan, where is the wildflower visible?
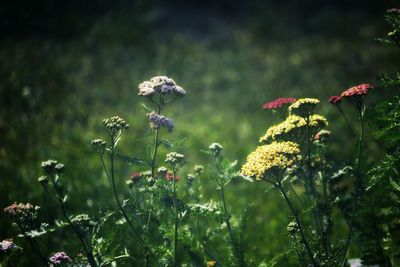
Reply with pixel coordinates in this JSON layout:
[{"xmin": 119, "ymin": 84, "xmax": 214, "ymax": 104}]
[
  {"xmin": 329, "ymin": 95, "xmax": 342, "ymax": 105},
  {"xmin": 91, "ymin": 139, "xmax": 107, "ymax": 155},
  {"xmin": 138, "ymin": 76, "xmax": 186, "ymax": 97},
  {"xmin": 289, "ymin": 98, "xmax": 320, "ymax": 116},
  {"xmin": 262, "ymin": 97, "xmax": 297, "ymax": 110},
  {"xmin": 241, "ymin": 141, "xmax": 300, "ymax": 180},
  {"xmin": 388, "ymin": 8, "xmax": 400, "ymax": 13},
  {"xmin": 187, "ymin": 173, "xmax": 196, "ymax": 182},
  {"xmin": 308, "ymin": 114, "xmax": 328, "ymax": 128},
  {"xmin": 103, "ymin": 116, "xmax": 129, "ymax": 138},
  {"xmin": 0, "ymin": 240, "xmax": 18, "ymax": 253},
  {"xmin": 339, "ymin": 83, "xmax": 374, "ymax": 110},
  {"xmin": 287, "ymin": 221, "xmax": 299, "ymax": 235},
  {"xmin": 207, "ymin": 260, "xmax": 217, "ymax": 267},
  {"xmin": 71, "ymin": 214, "xmax": 94, "ymax": 234},
  {"xmin": 260, "ymin": 115, "xmax": 306, "ymax": 142},
  {"xmin": 260, "ymin": 114, "xmax": 328, "ymax": 142},
  {"xmin": 4, "ymin": 203, "xmax": 40, "ymax": 230},
  {"xmin": 209, "ymin": 143, "xmax": 223, "ymax": 156},
  {"xmin": 146, "ymin": 112, "xmax": 174, "ymax": 132},
  {"xmin": 41, "ymin": 159, "xmax": 58, "ymax": 175},
  {"xmin": 38, "ymin": 175, "xmax": 49, "ymax": 186},
  {"xmin": 194, "ymin": 165, "xmax": 204, "ymax": 175},
  {"xmin": 138, "ymin": 81, "xmax": 156, "ymax": 97},
  {"xmin": 314, "ymin": 130, "xmax": 331, "ymax": 141},
  {"xmin": 157, "ymin": 166, "xmax": 168, "ymax": 176},
  {"xmin": 130, "ymin": 172, "xmax": 142, "ymax": 183},
  {"xmin": 340, "ymin": 84, "xmax": 373, "ymax": 98},
  {"xmin": 165, "ymin": 152, "xmax": 185, "ymax": 169},
  {"xmin": 49, "ymin": 252, "xmax": 71, "ymax": 265},
  {"xmin": 165, "ymin": 171, "xmax": 181, "ymax": 182}
]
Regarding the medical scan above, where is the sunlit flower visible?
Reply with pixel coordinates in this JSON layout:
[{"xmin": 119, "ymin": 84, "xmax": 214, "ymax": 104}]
[
  {"xmin": 340, "ymin": 84, "xmax": 373, "ymax": 98},
  {"xmin": 209, "ymin": 143, "xmax": 223, "ymax": 156},
  {"xmin": 260, "ymin": 114, "xmax": 328, "ymax": 142},
  {"xmin": 194, "ymin": 165, "xmax": 204, "ymax": 175},
  {"xmin": 262, "ymin": 97, "xmax": 297, "ymax": 110},
  {"xmin": 207, "ymin": 260, "xmax": 217, "ymax": 267},
  {"xmin": 138, "ymin": 76, "xmax": 186, "ymax": 97},
  {"xmin": 329, "ymin": 95, "xmax": 342, "ymax": 105},
  {"xmin": 289, "ymin": 98, "xmax": 320, "ymax": 116},
  {"xmin": 49, "ymin": 252, "xmax": 71, "ymax": 265},
  {"xmin": 241, "ymin": 141, "xmax": 300, "ymax": 180},
  {"xmin": 147, "ymin": 112, "xmax": 174, "ymax": 132},
  {"xmin": 165, "ymin": 152, "xmax": 185, "ymax": 169},
  {"xmin": 308, "ymin": 114, "xmax": 328, "ymax": 128},
  {"xmin": 103, "ymin": 116, "xmax": 129, "ymax": 138}
]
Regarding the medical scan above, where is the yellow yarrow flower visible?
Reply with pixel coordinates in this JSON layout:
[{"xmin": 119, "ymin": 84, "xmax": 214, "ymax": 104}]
[
  {"xmin": 289, "ymin": 98, "xmax": 320, "ymax": 116},
  {"xmin": 259, "ymin": 114, "xmax": 328, "ymax": 142},
  {"xmin": 241, "ymin": 141, "xmax": 300, "ymax": 180}
]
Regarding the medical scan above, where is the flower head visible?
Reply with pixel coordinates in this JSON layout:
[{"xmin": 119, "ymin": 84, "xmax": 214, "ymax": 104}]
[
  {"xmin": 138, "ymin": 76, "xmax": 186, "ymax": 97},
  {"xmin": 340, "ymin": 84, "xmax": 373, "ymax": 98},
  {"xmin": 329, "ymin": 95, "xmax": 342, "ymax": 105},
  {"xmin": 4, "ymin": 203, "xmax": 40, "ymax": 230},
  {"xmin": 241, "ymin": 141, "xmax": 300, "ymax": 180},
  {"xmin": 314, "ymin": 130, "xmax": 331, "ymax": 141},
  {"xmin": 91, "ymin": 139, "xmax": 107, "ymax": 155},
  {"xmin": 165, "ymin": 171, "xmax": 181, "ymax": 182},
  {"xmin": 388, "ymin": 8, "xmax": 400, "ymax": 13},
  {"xmin": 194, "ymin": 165, "xmax": 204, "ymax": 175},
  {"xmin": 49, "ymin": 252, "xmax": 71, "ymax": 265},
  {"xmin": 308, "ymin": 114, "xmax": 328, "ymax": 128},
  {"xmin": 260, "ymin": 115, "xmax": 307, "ymax": 142},
  {"xmin": 146, "ymin": 112, "xmax": 174, "ymax": 132},
  {"xmin": 262, "ymin": 97, "xmax": 297, "ymax": 110},
  {"xmin": 130, "ymin": 172, "xmax": 142, "ymax": 183},
  {"xmin": 0, "ymin": 240, "xmax": 18, "ymax": 253},
  {"xmin": 209, "ymin": 143, "xmax": 223, "ymax": 156},
  {"xmin": 289, "ymin": 98, "xmax": 320, "ymax": 116},
  {"xmin": 165, "ymin": 152, "xmax": 185, "ymax": 168},
  {"xmin": 103, "ymin": 116, "xmax": 129, "ymax": 137},
  {"xmin": 71, "ymin": 214, "xmax": 94, "ymax": 234}
]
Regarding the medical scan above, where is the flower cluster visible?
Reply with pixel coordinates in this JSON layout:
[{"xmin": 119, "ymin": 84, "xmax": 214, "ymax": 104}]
[
  {"xmin": 165, "ymin": 171, "xmax": 181, "ymax": 182},
  {"xmin": 314, "ymin": 129, "xmax": 331, "ymax": 141},
  {"xmin": 91, "ymin": 139, "xmax": 107, "ymax": 155},
  {"xmin": 102, "ymin": 116, "xmax": 129, "ymax": 137},
  {"xmin": 340, "ymin": 83, "xmax": 374, "ymax": 98},
  {"xmin": 138, "ymin": 76, "xmax": 186, "ymax": 97},
  {"xmin": 262, "ymin": 97, "xmax": 297, "ymax": 110},
  {"xmin": 0, "ymin": 240, "xmax": 18, "ymax": 253},
  {"xmin": 165, "ymin": 152, "xmax": 185, "ymax": 169},
  {"xmin": 260, "ymin": 114, "xmax": 327, "ymax": 142},
  {"xmin": 71, "ymin": 214, "xmax": 94, "ymax": 234},
  {"xmin": 146, "ymin": 112, "xmax": 174, "ymax": 132},
  {"xmin": 209, "ymin": 143, "xmax": 223, "ymax": 156},
  {"xmin": 4, "ymin": 203, "xmax": 40, "ymax": 230},
  {"xmin": 241, "ymin": 141, "xmax": 300, "ymax": 180},
  {"xmin": 49, "ymin": 252, "xmax": 71, "ymax": 265},
  {"xmin": 41, "ymin": 159, "xmax": 64, "ymax": 176},
  {"xmin": 289, "ymin": 98, "xmax": 320, "ymax": 116}
]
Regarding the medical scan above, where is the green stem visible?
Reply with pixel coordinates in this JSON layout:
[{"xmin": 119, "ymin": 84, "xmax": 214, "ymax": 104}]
[
  {"xmin": 16, "ymin": 221, "xmax": 50, "ymax": 267},
  {"xmin": 173, "ymin": 169, "xmax": 179, "ymax": 267},
  {"xmin": 109, "ymin": 137, "xmax": 160, "ymax": 267},
  {"xmin": 276, "ymin": 180, "xmax": 318, "ymax": 266},
  {"xmin": 341, "ymin": 108, "xmax": 364, "ymax": 267},
  {"xmin": 50, "ymin": 176, "xmax": 97, "ymax": 267},
  {"xmin": 337, "ymin": 106, "xmax": 356, "ymax": 137}
]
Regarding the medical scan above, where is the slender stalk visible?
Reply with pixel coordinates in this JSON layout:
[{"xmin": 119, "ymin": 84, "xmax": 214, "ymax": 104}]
[
  {"xmin": 109, "ymin": 137, "xmax": 160, "ymax": 267},
  {"xmin": 172, "ymin": 169, "xmax": 179, "ymax": 267},
  {"xmin": 337, "ymin": 106, "xmax": 356, "ymax": 137},
  {"xmin": 341, "ymin": 108, "xmax": 364, "ymax": 267},
  {"xmin": 16, "ymin": 221, "xmax": 50, "ymax": 267},
  {"xmin": 150, "ymin": 96, "xmax": 162, "ymax": 177},
  {"xmin": 214, "ymin": 157, "xmax": 246, "ymax": 267},
  {"xmin": 50, "ymin": 176, "xmax": 97, "ymax": 267},
  {"xmin": 276, "ymin": 180, "xmax": 318, "ymax": 266}
]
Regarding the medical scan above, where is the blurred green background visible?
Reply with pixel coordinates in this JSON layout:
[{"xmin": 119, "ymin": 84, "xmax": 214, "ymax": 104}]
[{"xmin": 1, "ymin": 0, "xmax": 399, "ymax": 265}]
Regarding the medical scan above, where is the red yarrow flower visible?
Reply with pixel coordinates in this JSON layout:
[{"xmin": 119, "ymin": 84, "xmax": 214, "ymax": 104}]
[
  {"xmin": 329, "ymin": 95, "xmax": 342, "ymax": 105},
  {"xmin": 165, "ymin": 172, "xmax": 180, "ymax": 182},
  {"xmin": 262, "ymin": 97, "xmax": 297, "ymax": 110},
  {"xmin": 340, "ymin": 84, "xmax": 374, "ymax": 98},
  {"xmin": 130, "ymin": 172, "xmax": 141, "ymax": 183}
]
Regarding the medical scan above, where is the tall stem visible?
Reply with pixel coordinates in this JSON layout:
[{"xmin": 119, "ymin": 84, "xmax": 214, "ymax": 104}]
[
  {"xmin": 109, "ymin": 137, "xmax": 160, "ymax": 267},
  {"xmin": 341, "ymin": 108, "xmax": 364, "ymax": 266},
  {"xmin": 50, "ymin": 176, "xmax": 97, "ymax": 267},
  {"xmin": 16, "ymin": 221, "xmax": 50, "ymax": 267},
  {"xmin": 150, "ymin": 97, "xmax": 162, "ymax": 177},
  {"xmin": 276, "ymin": 180, "xmax": 318, "ymax": 266},
  {"xmin": 172, "ymin": 169, "xmax": 179, "ymax": 267}
]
